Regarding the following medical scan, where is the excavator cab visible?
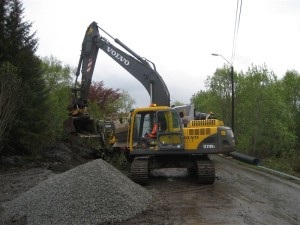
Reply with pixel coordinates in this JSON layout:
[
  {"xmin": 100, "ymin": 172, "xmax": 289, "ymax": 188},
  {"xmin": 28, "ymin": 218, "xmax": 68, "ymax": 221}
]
[{"xmin": 129, "ymin": 106, "xmax": 184, "ymax": 151}]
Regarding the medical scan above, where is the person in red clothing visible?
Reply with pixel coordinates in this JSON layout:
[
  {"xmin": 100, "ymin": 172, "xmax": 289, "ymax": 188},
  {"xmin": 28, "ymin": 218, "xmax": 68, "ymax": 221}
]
[
  {"xmin": 145, "ymin": 112, "xmax": 167, "ymax": 139},
  {"xmin": 148, "ymin": 122, "xmax": 158, "ymax": 138}
]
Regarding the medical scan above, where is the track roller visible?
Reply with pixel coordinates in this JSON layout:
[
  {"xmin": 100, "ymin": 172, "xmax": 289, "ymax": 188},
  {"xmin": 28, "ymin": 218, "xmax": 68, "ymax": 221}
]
[
  {"xmin": 131, "ymin": 157, "xmax": 149, "ymax": 186},
  {"xmin": 196, "ymin": 159, "xmax": 215, "ymax": 184}
]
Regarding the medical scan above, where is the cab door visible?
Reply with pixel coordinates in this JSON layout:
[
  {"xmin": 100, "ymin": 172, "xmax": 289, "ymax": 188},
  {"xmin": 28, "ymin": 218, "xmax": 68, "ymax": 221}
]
[{"xmin": 156, "ymin": 110, "xmax": 184, "ymax": 150}]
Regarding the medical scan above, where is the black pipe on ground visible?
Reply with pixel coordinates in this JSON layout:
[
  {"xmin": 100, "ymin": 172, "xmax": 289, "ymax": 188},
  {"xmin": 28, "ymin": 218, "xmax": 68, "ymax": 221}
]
[{"xmin": 229, "ymin": 151, "xmax": 260, "ymax": 165}]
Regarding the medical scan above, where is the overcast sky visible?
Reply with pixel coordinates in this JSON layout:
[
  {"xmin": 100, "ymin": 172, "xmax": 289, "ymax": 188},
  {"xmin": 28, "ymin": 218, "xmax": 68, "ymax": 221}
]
[{"xmin": 22, "ymin": 0, "xmax": 300, "ymax": 107}]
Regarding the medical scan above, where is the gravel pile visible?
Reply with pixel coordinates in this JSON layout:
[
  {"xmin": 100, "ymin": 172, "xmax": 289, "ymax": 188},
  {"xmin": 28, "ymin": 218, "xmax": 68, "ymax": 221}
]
[{"xmin": 0, "ymin": 159, "xmax": 152, "ymax": 225}]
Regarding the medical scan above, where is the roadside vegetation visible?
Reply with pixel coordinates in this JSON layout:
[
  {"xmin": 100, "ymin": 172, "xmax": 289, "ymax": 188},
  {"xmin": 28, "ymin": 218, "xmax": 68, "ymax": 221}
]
[
  {"xmin": 0, "ymin": 0, "xmax": 299, "ymax": 175},
  {"xmin": 192, "ymin": 66, "xmax": 300, "ymax": 175}
]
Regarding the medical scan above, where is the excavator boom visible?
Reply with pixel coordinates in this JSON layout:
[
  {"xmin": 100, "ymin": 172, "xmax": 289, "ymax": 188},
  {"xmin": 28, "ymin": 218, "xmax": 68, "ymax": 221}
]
[{"xmin": 64, "ymin": 22, "xmax": 170, "ymax": 136}]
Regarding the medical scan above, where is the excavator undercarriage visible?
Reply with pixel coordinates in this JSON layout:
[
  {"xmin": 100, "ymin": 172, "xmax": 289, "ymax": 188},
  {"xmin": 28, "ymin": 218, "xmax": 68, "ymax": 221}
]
[{"xmin": 131, "ymin": 155, "xmax": 216, "ymax": 185}]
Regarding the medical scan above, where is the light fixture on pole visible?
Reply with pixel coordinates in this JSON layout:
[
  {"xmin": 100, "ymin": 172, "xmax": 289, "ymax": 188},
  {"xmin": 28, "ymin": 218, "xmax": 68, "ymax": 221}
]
[{"xmin": 211, "ymin": 53, "xmax": 235, "ymax": 132}]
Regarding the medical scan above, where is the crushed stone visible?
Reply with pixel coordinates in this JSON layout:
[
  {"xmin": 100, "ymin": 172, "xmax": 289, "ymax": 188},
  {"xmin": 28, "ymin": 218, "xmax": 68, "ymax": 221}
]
[{"xmin": 0, "ymin": 159, "xmax": 152, "ymax": 225}]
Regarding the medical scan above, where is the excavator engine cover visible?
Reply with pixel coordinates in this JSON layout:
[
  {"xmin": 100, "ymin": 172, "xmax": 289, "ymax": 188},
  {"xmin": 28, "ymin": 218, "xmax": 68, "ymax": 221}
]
[{"xmin": 63, "ymin": 116, "xmax": 98, "ymax": 136}]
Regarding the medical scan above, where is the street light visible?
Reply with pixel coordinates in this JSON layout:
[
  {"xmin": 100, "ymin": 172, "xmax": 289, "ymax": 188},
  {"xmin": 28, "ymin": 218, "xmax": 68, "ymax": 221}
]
[{"xmin": 211, "ymin": 53, "xmax": 235, "ymax": 132}]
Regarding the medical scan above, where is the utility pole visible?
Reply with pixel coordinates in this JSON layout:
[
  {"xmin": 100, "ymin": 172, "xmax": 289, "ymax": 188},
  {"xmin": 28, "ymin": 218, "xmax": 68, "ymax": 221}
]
[{"xmin": 230, "ymin": 65, "xmax": 234, "ymax": 132}]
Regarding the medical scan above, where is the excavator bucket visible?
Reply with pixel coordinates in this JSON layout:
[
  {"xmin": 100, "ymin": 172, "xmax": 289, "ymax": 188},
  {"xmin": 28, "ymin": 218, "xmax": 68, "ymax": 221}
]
[{"xmin": 63, "ymin": 116, "xmax": 100, "ymax": 137}]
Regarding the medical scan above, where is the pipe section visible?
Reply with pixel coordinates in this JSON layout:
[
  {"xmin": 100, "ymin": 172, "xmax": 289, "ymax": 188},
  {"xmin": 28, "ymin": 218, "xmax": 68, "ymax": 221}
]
[{"xmin": 229, "ymin": 151, "xmax": 260, "ymax": 165}]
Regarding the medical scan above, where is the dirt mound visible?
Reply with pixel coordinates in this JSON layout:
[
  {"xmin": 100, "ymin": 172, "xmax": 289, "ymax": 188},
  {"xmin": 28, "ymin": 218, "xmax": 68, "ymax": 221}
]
[
  {"xmin": 0, "ymin": 159, "xmax": 152, "ymax": 225},
  {"xmin": 40, "ymin": 141, "xmax": 101, "ymax": 172},
  {"xmin": 0, "ymin": 141, "xmax": 102, "ymax": 173}
]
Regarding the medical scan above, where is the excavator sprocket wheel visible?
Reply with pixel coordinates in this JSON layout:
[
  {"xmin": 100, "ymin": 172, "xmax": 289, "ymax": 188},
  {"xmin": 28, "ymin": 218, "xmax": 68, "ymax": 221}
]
[
  {"xmin": 131, "ymin": 157, "xmax": 149, "ymax": 186},
  {"xmin": 196, "ymin": 159, "xmax": 215, "ymax": 184}
]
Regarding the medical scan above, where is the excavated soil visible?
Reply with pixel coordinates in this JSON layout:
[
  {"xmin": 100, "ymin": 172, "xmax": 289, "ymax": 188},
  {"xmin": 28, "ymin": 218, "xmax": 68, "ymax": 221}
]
[{"xmin": 0, "ymin": 145, "xmax": 299, "ymax": 225}]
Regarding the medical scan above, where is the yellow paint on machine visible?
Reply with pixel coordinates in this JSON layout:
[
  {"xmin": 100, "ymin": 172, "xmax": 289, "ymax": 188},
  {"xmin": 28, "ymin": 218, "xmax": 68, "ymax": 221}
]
[{"xmin": 183, "ymin": 119, "xmax": 222, "ymax": 150}]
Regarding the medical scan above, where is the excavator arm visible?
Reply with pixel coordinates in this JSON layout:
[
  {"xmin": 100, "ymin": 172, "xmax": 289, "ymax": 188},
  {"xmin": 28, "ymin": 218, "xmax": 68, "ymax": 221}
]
[
  {"xmin": 96, "ymin": 39, "xmax": 170, "ymax": 106},
  {"xmin": 65, "ymin": 21, "xmax": 170, "ymax": 136},
  {"xmin": 71, "ymin": 21, "xmax": 170, "ymax": 112}
]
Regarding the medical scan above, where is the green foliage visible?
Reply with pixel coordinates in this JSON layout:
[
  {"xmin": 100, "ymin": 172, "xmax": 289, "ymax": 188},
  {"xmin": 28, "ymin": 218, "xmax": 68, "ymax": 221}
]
[
  {"xmin": 41, "ymin": 56, "xmax": 73, "ymax": 89},
  {"xmin": 192, "ymin": 90, "xmax": 223, "ymax": 119},
  {"xmin": 109, "ymin": 152, "xmax": 130, "ymax": 175},
  {"xmin": 114, "ymin": 89, "xmax": 136, "ymax": 122},
  {"xmin": 263, "ymin": 157, "xmax": 294, "ymax": 174},
  {"xmin": 263, "ymin": 150, "xmax": 300, "ymax": 174},
  {"xmin": 88, "ymin": 101, "xmax": 105, "ymax": 121},
  {"xmin": 236, "ymin": 65, "xmax": 297, "ymax": 157},
  {"xmin": 40, "ymin": 58, "xmax": 137, "ymax": 145},
  {"xmin": 41, "ymin": 56, "xmax": 73, "ymax": 141},
  {"xmin": 280, "ymin": 70, "xmax": 300, "ymax": 144},
  {"xmin": 192, "ymin": 64, "xmax": 298, "ymax": 162},
  {"xmin": 0, "ymin": 62, "xmax": 22, "ymax": 139},
  {"xmin": 0, "ymin": 0, "xmax": 49, "ymax": 153},
  {"xmin": 191, "ymin": 66, "xmax": 235, "ymax": 125}
]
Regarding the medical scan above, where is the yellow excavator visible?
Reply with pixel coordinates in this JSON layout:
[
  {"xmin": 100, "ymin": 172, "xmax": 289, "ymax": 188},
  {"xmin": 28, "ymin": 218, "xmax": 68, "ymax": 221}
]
[{"xmin": 64, "ymin": 21, "xmax": 235, "ymax": 185}]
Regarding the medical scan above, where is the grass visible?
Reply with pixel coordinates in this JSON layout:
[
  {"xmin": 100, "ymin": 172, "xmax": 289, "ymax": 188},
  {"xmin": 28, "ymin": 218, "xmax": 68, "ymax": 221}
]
[{"xmin": 262, "ymin": 155, "xmax": 300, "ymax": 177}]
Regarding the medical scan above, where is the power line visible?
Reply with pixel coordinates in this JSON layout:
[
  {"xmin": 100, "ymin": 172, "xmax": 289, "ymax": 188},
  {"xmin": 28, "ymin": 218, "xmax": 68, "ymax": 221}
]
[{"xmin": 231, "ymin": 0, "xmax": 243, "ymax": 65}]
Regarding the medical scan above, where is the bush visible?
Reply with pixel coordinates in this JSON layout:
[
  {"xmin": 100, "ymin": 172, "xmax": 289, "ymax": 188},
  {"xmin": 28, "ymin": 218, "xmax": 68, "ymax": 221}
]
[{"xmin": 263, "ymin": 150, "xmax": 300, "ymax": 175}]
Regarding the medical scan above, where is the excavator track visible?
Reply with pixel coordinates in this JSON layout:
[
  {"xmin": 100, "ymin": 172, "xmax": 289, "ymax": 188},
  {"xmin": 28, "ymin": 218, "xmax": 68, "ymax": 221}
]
[
  {"xmin": 196, "ymin": 159, "xmax": 215, "ymax": 184},
  {"xmin": 131, "ymin": 157, "xmax": 149, "ymax": 186}
]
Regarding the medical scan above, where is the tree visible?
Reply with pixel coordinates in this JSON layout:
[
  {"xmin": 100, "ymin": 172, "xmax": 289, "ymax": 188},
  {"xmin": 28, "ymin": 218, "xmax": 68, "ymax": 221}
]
[
  {"xmin": 0, "ymin": 0, "xmax": 48, "ymax": 153},
  {"xmin": 281, "ymin": 70, "xmax": 300, "ymax": 143},
  {"xmin": 192, "ymin": 90, "xmax": 222, "ymax": 117},
  {"xmin": 191, "ymin": 66, "xmax": 235, "ymax": 126},
  {"xmin": 192, "ymin": 64, "xmax": 297, "ymax": 159},
  {"xmin": 0, "ymin": 62, "xmax": 21, "ymax": 140},
  {"xmin": 236, "ymin": 65, "xmax": 296, "ymax": 157},
  {"xmin": 41, "ymin": 56, "xmax": 73, "ymax": 141},
  {"xmin": 88, "ymin": 81, "xmax": 121, "ymax": 119},
  {"xmin": 114, "ymin": 90, "xmax": 136, "ymax": 123}
]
